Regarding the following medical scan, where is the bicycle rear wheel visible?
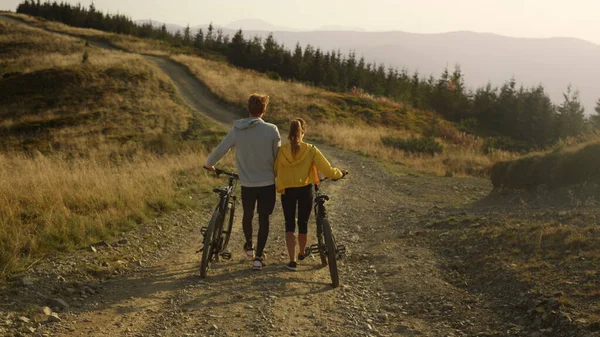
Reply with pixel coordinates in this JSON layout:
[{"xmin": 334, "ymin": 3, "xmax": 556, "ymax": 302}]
[
  {"xmin": 322, "ymin": 218, "xmax": 339, "ymax": 288},
  {"xmin": 200, "ymin": 209, "xmax": 220, "ymax": 278}
]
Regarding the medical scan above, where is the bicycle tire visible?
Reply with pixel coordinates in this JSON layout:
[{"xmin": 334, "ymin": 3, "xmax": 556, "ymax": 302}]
[
  {"xmin": 322, "ymin": 218, "xmax": 339, "ymax": 288},
  {"xmin": 200, "ymin": 209, "xmax": 220, "ymax": 278},
  {"xmin": 316, "ymin": 217, "xmax": 328, "ymax": 267},
  {"xmin": 221, "ymin": 199, "xmax": 235, "ymax": 251}
]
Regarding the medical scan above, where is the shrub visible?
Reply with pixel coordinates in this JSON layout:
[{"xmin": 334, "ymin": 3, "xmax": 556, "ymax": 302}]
[
  {"xmin": 381, "ymin": 136, "xmax": 443, "ymax": 156},
  {"xmin": 266, "ymin": 71, "xmax": 281, "ymax": 81}
]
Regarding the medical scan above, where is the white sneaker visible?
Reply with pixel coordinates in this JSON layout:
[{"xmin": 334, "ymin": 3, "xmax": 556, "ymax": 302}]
[
  {"xmin": 244, "ymin": 243, "xmax": 255, "ymax": 260},
  {"xmin": 252, "ymin": 257, "xmax": 265, "ymax": 270}
]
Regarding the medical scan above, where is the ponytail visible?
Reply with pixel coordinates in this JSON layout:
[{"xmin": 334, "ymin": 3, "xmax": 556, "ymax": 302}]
[{"xmin": 288, "ymin": 118, "xmax": 306, "ymax": 157}]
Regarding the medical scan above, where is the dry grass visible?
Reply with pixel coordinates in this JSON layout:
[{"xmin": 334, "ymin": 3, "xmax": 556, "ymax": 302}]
[
  {"xmin": 172, "ymin": 54, "xmax": 327, "ymax": 125},
  {"xmin": 0, "ymin": 151, "xmax": 215, "ymax": 275},
  {"xmin": 310, "ymin": 123, "xmax": 514, "ymax": 176},
  {"xmin": 492, "ymin": 139, "xmax": 600, "ymax": 189},
  {"xmin": 172, "ymin": 54, "xmax": 516, "ymax": 176},
  {"xmin": 0, "ymin": 20, "xmax": 227, "ymax": 276},
  {"xmin": 2, "ymin": 12, "xmax": 172, "ymax": 55},
  {"xmin": 0, "ymin": 22, "xmax": 193, "ymax": 154}
]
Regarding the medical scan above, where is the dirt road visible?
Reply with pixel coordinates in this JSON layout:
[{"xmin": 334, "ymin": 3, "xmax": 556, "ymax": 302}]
[{"xmin": 2, "ymin": 15, "xmax": 591, "ymax": 337}]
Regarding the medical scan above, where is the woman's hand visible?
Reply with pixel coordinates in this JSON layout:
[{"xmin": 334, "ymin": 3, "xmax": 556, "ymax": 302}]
[{"xmin": 203, "ymin": 165, "xmax": 216, "ymax": 172}]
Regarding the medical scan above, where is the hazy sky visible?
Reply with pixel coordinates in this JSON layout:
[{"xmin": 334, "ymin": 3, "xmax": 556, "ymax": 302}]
[{"xmin": 1, "ymin": 0, "xmax": 599, "ymax": 44}]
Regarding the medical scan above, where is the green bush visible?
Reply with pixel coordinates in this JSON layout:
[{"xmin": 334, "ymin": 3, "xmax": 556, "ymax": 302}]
[
  {"xmin": 381, "ymin": 136, "xmax": 443, "ymax": 156},
  {"xmin": 266, "ymin": 71, "xmax": 281, "ymax": 81}
]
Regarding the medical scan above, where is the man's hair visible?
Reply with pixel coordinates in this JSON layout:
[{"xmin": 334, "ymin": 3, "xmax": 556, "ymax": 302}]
[{"xmin": 248, "ymin": 93, "xmax": 269, "ymax": 117}]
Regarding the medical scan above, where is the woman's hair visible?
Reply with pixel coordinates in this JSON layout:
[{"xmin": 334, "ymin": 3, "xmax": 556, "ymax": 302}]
[
  {"xmin": 248, "ymin": 93, "xmax": 269, "ymax": 117},
  {"xmin": 288, "ymin": 118, "xmax": 307, "ymax": 157}
]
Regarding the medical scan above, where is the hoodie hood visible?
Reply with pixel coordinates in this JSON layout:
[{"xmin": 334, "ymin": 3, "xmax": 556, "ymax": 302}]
[
  {"xmin": 278, "ymin": 143, "xmax": 312, "ymax": 166},
  {"xmin": 234, "ymin": 117, "xmax": 264, "ymax": 130}
]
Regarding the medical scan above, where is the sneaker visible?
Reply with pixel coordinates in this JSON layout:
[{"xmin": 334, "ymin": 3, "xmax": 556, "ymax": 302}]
[
  {"xmin": 252, "ymin": 257, "xmax": 265, "ymax": 270},
  {"xmin": 298, "ymin": 246, "xmax": 311, "ymax": 261},
  {"xmin": 285, "ymin": 261, "xmax": 297, "ymax": 271},
  {"xmin": 243, "ymin": 242, "xmax": 255, "ymax": 260}
]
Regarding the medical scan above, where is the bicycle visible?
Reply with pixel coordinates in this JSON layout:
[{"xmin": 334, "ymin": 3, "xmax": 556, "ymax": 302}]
[
  {"xmin": 307, "ymin": 175, "xmax": 347, "ymax": 288},
  {"xmin": 198, "ymin": 168, "xmax": 239, "ymax": 278}
]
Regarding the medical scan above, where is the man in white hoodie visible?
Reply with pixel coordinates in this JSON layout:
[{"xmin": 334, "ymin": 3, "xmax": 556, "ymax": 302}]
[{"xmin": 204, "ymin": 94, "xmax": 281, "ymax": 270}]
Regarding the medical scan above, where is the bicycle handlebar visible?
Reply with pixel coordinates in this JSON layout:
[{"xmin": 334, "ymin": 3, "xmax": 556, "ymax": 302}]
[{"xmin": 214, "ymin": 168, "xmax": 239, "ymax": 179}]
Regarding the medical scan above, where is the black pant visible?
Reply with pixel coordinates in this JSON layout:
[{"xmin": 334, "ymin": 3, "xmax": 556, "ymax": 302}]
[
  {"xmin": 241, "ymin": 184, "xmax": 276, "ymax": 258},
  {"xmin": 281, "ymin": 184, "xmax": 313, "ymax": 235}
]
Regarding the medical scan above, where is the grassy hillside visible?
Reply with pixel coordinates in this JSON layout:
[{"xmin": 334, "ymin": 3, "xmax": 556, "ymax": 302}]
[
  {"xmin": 0, "ymin": 20, "xmax": 226, "ymax": 276},
  {"xmin": 4, "ymin": 13, "xmax": 516, "ymax": 177},
  {"xmin": 491, "ymin": 139, "xmax": 600, "ymax": 189},
  {"xmin": 173, "ymin": 54, "xmax": 515, "ymax": 176},
  {"xmin": 3, "ymin": 12, "xmax": 174, "ymax": 55}
]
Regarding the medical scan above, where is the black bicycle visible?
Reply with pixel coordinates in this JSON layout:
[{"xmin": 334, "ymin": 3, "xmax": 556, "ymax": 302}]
[
  {"xmin": 308, "ymin": 176, "xmax": 347, "ymax": 288},
  {"xmin": 199, "ymin": 168, "xmax": 239, "ymax": 278}
]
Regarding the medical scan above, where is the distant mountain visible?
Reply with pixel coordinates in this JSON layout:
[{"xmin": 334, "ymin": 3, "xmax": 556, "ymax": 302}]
[
  {"xmin": 317, "ymin": 25, "xmax": 366, "ymax": 32},
  {"xmin": 135, "ymin": 19, "xmax": 184, "ymax": 33},
  {"xmin": 224, "ymin": 19, "xmax": 297, "ymax": 32},
  {"xmin": 134, "ymin": 19, "xmax": 600, "ymax": 113},
  {"xmin": 238, "ymin": 30, "xmax": 600, "ymax": 113}
]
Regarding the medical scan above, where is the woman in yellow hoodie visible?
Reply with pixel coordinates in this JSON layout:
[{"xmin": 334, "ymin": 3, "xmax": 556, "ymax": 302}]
[{"xmin": 274, "ymin": 118, "xmax": 347, "ymax": 271}]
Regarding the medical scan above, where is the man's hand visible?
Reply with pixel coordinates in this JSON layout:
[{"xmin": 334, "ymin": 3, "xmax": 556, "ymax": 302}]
[
  {"xmin": 341, "ymin": 169, "xmax": 349, "ymax": 177},
  {"xmin": 203, "ymin": 165, "xmax": 216, "ymax": 172}
]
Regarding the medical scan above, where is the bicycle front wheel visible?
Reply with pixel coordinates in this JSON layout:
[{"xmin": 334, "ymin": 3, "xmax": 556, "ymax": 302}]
[
  {"xmin": 322, "ymin": 218, "xmax": 339, "ymax": 288},
  {"xmin": 221, "ymin": 198, "xmax": 235, "ymax": 251},
  {"xmin": 200, "ymin": 209, "xmax": 220, "ymax": 278}
]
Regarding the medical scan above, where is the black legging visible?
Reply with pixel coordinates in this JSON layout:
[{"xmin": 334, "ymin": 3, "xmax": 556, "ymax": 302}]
[
  {"xmin": 241, "ymin": 185, "xmax": 276, "ymax": 258},
  {"xmin": 281, "ymin": 184, "xmax": 313, "ymax": 234}
]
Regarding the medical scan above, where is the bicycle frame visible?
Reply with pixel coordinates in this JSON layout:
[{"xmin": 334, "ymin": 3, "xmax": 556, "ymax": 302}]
[{"xmin": 200, "ymin": 168, "xmax": 238, "ymax": 277}]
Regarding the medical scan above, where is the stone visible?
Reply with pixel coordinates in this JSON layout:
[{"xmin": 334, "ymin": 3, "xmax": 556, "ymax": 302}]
[
  {"xmin": 48, "ymin": 298, "xmax": 69, "ymax": 311},
  {"xmin": 90, "ymin": 246, "xmax": 97, "ymax": 253},
  {"xmin": 42, "ymin": 307, "xmax": 53, "ymax": 316},
  {"xmin": 47, "ymin": 313, "xmax": 61, "ymax": 323},
  {"xmin": 18, "ymin": 317, "xmax": 30, "ymax": 323}
]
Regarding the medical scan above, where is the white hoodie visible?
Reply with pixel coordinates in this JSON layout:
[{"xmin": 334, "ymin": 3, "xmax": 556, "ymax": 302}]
[{"xmin": 205, "ymin": 117, "xmax": 281, "ymax": 187}]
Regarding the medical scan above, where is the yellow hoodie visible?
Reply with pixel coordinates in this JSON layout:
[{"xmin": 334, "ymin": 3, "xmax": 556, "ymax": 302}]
[{"xmin": 274, "ymin": 142, "xmax": 344, "ymax": 194}]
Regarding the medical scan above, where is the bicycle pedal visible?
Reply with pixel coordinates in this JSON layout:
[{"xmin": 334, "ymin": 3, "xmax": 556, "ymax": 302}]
[
  {"xmin": 220, "ymin": 252, "xmax": 232, "ymax": 260},
  {"xmin": 309, "ymin": 244, "xmax": 320, "ymax": 254},
  {"xmin": 200, "ymin": 226, "xmax": 208, "ymax": 236},
  {"xmin": 337, "ymin": 245, "xmax": 347, "ymax": 258}
]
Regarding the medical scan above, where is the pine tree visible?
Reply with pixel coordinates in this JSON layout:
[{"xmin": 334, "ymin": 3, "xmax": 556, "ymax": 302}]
[
  {"xmin": 182, "ymin": 24, "xmax": 191, "ymax": 46},
  {"xmin": 205, "ymin": 23, "xmax": 214, "ymax": 49},
  {"xmin": 160, "ymin": 24, "xmax": 167, "ymax": 40},
  {"xmin": 591, "ymin": 98, "xmax": 600, "ymax": 127},
  {"xmin": 228, "ymin": 29, "xmax": 246, "ymax": 66},
  {"xmin": 194, "ymin": 29, "xmax": 204, "ymax": 49},
  {"xmin": 291, "ymin": 43, "xmax": 303, "ymax": 79},
  {"xmin": 556, "ymin": 85, "xmax": 586, "ymax": 138}
]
